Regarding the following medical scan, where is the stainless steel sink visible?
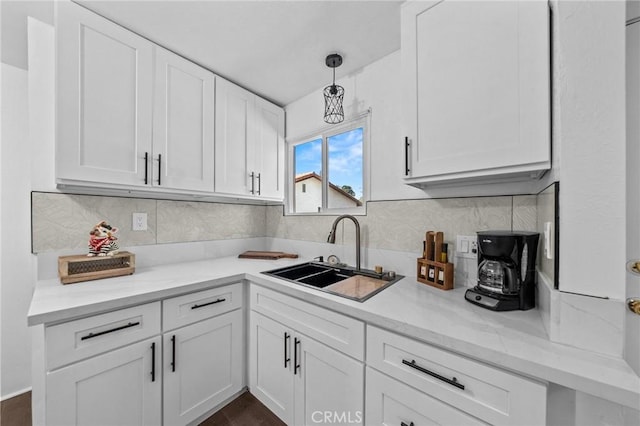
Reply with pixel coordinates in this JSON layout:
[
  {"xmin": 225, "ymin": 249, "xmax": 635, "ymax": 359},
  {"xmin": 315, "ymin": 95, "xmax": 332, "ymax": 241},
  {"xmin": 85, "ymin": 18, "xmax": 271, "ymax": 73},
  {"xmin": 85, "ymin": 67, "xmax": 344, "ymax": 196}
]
[{"xmin": 262, "ymin": 262, "xmax": 403, "ymax": 302}]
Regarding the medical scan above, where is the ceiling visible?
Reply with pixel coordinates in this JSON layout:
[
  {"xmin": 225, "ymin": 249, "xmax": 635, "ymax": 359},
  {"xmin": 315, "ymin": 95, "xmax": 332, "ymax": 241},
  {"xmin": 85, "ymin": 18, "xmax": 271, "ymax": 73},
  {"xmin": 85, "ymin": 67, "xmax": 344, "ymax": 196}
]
[{"xmin": 77, "ymin": 0, "xmax": 402, "ymax": 106}]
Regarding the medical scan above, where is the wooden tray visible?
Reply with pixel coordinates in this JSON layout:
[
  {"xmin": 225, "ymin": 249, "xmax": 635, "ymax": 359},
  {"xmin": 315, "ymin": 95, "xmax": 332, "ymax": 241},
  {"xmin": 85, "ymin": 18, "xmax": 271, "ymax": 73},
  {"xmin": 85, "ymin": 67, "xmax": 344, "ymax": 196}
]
[
  {"xmin": 58, "ymin": 251, "xmax": 135, "ymax": 284},
  {"xmin": 238, "ymin": 251, "xmax": 299, "ymax": 260}
]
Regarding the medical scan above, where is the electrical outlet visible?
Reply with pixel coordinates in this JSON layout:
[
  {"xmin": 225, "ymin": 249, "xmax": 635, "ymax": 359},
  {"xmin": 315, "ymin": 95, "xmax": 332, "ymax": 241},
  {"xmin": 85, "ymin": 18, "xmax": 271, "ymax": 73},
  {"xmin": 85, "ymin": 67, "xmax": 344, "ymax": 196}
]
[
  {"xmin": 132, "ymin": 213, "xmax": 147, "ymax": 231},
  {"xmin": 456, "ymin": 235, "xmax": 478, "ymax": 259}
]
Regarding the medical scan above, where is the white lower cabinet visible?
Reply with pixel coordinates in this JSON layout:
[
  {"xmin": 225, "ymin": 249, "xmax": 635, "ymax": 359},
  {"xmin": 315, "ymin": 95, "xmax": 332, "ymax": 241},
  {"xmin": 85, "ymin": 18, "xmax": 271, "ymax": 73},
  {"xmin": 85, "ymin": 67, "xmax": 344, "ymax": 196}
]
[
  {"xmin": 249, "ymin": 304, "xmax": 365, "ymax": 426},
  {"xmin": 46, "ymin": 336, "xmax": 161, "ymax": 426},
  {"xmin": 163, "ymin": 309, "xmax": 244, "ymax": 426},
  {"xmin": 36, "ymin": 284, "xmax": 244, "ymax": 426},
  {"xmin": 366, "ymin": 367, "xmax": 485, "ymax": 426},
  {"xmin": 366, "ymin": 325, "xmax": 548, "ymax": 426}
]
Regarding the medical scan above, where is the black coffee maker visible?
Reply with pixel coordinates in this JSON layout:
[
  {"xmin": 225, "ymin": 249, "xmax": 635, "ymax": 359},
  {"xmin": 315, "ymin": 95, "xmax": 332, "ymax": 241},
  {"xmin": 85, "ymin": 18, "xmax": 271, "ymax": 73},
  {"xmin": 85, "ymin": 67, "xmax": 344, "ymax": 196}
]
[{"xmin": 465, "ymin": 231, "xmax": 539, "ymax": 311}]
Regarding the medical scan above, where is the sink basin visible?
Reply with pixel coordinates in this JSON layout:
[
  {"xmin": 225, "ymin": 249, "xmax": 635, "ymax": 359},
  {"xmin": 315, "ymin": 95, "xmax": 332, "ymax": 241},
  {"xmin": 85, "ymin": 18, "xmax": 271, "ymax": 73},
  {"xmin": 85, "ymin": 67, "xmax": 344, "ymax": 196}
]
[
  {"xmin": 298, "ymin": 269, "xmax": 353, "ymax": 288},
  {"xmin": 262, "ymin": 262, "xmax": 403, "ymax": 302}
]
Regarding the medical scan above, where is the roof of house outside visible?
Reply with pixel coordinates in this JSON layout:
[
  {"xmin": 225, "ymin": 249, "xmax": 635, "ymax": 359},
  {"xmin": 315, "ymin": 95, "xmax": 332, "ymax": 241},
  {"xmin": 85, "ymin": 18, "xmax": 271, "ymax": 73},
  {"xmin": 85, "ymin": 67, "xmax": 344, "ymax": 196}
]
[{"xmin": 295, "ymin": 172, "xmax": 363, "ymax": 206}]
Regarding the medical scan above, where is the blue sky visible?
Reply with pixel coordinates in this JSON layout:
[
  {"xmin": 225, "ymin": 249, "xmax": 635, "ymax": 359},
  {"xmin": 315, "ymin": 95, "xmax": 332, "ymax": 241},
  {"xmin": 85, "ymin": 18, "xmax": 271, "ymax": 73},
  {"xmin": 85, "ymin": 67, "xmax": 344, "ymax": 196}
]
[{"xmin": 294, "ymin": 128, "xmax": 363, "ymax": 199}]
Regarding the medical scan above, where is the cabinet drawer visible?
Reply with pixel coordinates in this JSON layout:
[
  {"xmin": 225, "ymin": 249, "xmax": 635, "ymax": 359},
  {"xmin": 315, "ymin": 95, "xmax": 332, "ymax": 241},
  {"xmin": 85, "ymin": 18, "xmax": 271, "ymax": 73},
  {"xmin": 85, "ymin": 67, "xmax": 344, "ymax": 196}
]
[
  {"xmin": 250, "ymin": 285, "xmax": 365, "ymax": 360},
  {"xmin": 366, "ymin": 326, "xmax": 547, "ymax": 425},
  {"xmin": 163, "ymin": 283, "xmax": 243, "ymax": 331},
  {"xmin": 366, "ymin": 367, "xmax": 486, "ymax": 426},
  {"xmin": 46, "ymin": 302, "xmax": 161, "ymax": 371}
]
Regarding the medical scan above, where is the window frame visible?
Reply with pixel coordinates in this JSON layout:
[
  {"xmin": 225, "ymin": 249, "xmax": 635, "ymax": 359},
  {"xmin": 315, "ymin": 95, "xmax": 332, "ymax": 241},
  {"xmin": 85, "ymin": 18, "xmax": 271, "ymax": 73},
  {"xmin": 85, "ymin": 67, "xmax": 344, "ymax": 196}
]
[{"xmin": 286, "ymin": 116, "xmax": 370, "ymax": 216}]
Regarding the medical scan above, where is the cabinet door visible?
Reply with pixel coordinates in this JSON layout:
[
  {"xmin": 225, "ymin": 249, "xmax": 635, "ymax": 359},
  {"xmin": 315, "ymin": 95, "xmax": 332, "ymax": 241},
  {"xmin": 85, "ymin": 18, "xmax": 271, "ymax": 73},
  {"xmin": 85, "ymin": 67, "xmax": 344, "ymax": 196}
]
[
  {"xmin": 56, "ymin": 1, "xmax": 153, "ymax": 186},
  {"xmin": 402, "ymin": 0, "xmax": 549, "ymax": 182},
  {"xmin": 153, "ymin": 48, "xmax": 215, "ymax": 192},
  {"xmin": 366, "ymin": 367, "xmax": 486, "ymax": 426},
  {"xmin": 163, "ymin": 309, "xmax": 244, "ymax": 426},
  {"xmin": 252, "ymin": 97, "xmax": 285, "ymax": 200},
  {"xmin": 249, "ymin": 312, "xmax": 294, "ymax": 425},
  {"xmin": 215, "ymin": 78, "xmax": 254, "ymax": 195},
  {"xmin": 46, "ymin": 336, "xmax": 161, "ymax": 426},
  {"xmin": 293, "ymin": 334, "xmax": 364, "ymax": 426}
]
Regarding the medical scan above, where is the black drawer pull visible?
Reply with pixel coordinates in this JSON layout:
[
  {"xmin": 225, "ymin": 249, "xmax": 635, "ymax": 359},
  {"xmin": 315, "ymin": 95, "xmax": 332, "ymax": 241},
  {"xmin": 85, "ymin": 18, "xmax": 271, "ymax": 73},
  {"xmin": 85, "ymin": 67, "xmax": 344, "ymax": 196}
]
[
  {"xmin": 401, "ymin": 422, "xmax": 414, "ymax": 426},
  {"xmin": 404, "ymin": 137, "xmax": 410, "ymax": 176},
  {"xmin": 191, "ymin": 298, "xmax": 226, "ymax": 310},
  {"xmin": 151, "ymin": 341, "xmax": 156, "ymax": 382},
  {"xmin": 250, "ymin": 172, "xmax": 255, "ymax": 194},
  {"xmin": 402, "ymin": 359, "xmax": 465, "ymax": 390},
  {"xmin": 284, "ymin": 332, "xmax": 291, "ymax": 368},
  {"xmin": 144, "ymin": 152, "xmax": 149, "ymax": 185},
  {"xmin": 171, "ymin": 335, "xmax": 176, "ymax": 372},
  {"xmin": 294, "ymin": 337, "xmax": 301, "ymax": 375},
  {"xmin": 80, "ymin": 321, "xmax": 140, "ymax": 341},
  {"xmin": 157, "ymin": 154, "xmax": 162, "ymax": 185},
  {"xmin": 257, "ymin": 173, "xmax": 261, "ymax": 195}
]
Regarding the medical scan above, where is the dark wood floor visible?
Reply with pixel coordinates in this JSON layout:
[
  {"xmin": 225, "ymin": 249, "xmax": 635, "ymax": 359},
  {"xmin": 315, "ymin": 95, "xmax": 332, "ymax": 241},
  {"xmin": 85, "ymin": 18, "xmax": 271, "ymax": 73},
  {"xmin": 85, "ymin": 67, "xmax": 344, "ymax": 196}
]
[
  {"xmin": 0, "ymin": 391, "xmax": 282, "ymax": 426},
  {"xmin": 200, "ymin": 392, "xmax": 286, "ymax": 426},
  {"xmin": 0, "ymin": 391, "xmax": 32, "ymax": 426}
]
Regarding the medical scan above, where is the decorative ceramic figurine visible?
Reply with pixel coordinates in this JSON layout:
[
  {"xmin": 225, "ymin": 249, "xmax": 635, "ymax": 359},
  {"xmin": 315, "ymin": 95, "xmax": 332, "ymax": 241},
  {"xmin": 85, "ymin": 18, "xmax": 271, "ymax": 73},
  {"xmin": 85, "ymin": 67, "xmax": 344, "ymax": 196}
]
[{"xmin": 88, "ymin": 221, "xmax": 120, "ymax": 257}]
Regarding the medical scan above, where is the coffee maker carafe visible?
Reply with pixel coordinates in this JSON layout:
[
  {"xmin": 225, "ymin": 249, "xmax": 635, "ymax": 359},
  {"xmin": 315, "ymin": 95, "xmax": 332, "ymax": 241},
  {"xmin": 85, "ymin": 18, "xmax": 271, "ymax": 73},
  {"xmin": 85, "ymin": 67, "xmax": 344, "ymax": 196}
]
[{"xmin": 465, "ymin": 231, "xmax": 539, "ymax": 311}]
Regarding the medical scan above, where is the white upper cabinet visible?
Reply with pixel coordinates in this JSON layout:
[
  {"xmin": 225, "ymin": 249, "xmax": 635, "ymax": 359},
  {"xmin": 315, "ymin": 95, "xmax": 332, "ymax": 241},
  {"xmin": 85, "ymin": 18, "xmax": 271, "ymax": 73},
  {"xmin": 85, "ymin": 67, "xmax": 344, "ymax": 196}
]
[
  {"xmin": 56, "ymin": 2, "xmax": 283, "ymax": 200},
  {"xmin": 402, "ymin": 0, "xmax": 550, "ymax": 186},
  {"xmin": 215, "ymin": 78, "xmax": 285, "ymax": 201},
  {"xmin": 252, "ymin": 97, "xmax": 285, "ymax": 200},
  {"xmin": 56, "ymin": 1, "xmax": 153, "ymax": 187},
  {"xmin": 153, "ymin": 48, "xmax": 215, "ymax": 192},
  {"xmin": 215, "ymin": 79, "xmax": 255, "ymax": 196}
]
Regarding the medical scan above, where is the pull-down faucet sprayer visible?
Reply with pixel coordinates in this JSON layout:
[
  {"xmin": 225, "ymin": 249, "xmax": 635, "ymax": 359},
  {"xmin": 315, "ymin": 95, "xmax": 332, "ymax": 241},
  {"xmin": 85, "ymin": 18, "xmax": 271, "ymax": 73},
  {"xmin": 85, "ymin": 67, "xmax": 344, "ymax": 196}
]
[{"xmin": 327, "ymin": 214, "xmax": 361, "ymax": 271}]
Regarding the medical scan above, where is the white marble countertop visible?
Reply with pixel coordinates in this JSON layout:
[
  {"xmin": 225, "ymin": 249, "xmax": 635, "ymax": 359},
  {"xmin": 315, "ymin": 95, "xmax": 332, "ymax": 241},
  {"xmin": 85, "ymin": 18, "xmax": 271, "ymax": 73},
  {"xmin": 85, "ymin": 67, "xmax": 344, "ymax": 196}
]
[{"xmin": 28, "ymin": 256, "xmax": 640, "ymax": 409}]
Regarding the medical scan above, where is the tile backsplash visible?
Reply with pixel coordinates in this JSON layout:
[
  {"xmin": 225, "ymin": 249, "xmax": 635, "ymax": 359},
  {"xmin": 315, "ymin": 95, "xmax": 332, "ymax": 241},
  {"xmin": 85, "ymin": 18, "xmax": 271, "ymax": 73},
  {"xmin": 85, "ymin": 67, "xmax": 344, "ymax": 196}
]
[
  {"xmin": 31, "ymin": 192, "xmax": 266, "ymax": 253},
  {"xmin": 32, "ymin": 192, "xmax": 539, "ymax": 258}
]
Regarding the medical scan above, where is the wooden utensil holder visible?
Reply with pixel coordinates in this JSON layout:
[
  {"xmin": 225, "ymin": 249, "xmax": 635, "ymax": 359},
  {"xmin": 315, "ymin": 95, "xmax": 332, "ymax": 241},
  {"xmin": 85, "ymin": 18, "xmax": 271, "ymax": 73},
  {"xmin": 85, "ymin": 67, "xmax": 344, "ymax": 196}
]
[
  {"xmin": 58, "ymin": 251, "xmax": 135, "ymax": 284},
  {"xmin": 418, "ymin": 231, "xmax": 454, "ymax": 290},
  {"xmin": 417, "ymin": 258, "xmax": 454, "ymax": 290}
]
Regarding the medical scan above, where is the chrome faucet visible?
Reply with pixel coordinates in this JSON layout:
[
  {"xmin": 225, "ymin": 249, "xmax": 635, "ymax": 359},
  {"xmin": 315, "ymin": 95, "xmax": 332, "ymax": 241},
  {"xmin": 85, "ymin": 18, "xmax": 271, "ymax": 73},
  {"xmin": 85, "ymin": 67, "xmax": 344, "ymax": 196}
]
[{"xmin": 327, "ymin": 214, "xmax": 361, "ymax": 271}]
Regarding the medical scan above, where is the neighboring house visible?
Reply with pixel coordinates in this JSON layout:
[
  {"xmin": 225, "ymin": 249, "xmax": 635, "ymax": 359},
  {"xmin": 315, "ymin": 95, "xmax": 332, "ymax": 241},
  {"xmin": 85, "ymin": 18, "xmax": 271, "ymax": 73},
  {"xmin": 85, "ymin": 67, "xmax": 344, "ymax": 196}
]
[{"xmin": 295, "ymin": 172, "xmax": 362, "ymax": 212}]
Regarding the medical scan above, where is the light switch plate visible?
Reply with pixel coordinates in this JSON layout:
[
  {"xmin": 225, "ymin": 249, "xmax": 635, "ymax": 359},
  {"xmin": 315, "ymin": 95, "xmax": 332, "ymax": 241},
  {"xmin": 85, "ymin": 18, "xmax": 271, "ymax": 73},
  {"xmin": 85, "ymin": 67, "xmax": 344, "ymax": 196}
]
[
  {"xmin": 132, "ymin": 213, "xmax": 148, "ymax": 231},
  {"xmin": 456, "ymin": 235, "xmax": 478, "ymax": 259}
]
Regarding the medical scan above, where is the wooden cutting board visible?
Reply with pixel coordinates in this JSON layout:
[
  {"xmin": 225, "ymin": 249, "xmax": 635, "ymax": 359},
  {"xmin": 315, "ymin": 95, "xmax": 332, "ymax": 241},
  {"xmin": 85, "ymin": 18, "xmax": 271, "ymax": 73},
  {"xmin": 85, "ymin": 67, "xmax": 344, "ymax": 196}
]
[{"xmin": 238, "ymin": 251, "xmax": 299, "ymax": 260}]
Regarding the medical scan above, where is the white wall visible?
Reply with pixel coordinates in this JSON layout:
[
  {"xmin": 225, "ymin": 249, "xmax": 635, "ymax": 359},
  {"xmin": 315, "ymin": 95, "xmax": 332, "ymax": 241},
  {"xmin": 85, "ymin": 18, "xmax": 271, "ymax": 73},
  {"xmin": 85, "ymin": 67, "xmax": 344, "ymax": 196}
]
[{"xmin": 0, "ymin": 63, "xmax": 34, "ymax": 398}]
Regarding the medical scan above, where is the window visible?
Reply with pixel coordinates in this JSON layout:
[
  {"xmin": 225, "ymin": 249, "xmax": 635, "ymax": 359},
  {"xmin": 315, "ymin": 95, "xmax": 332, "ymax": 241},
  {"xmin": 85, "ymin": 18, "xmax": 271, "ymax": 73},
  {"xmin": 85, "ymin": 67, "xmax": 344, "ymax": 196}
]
[{"xmin": 289, "ymin": 119, "xmax": 367, "ymax": 214}]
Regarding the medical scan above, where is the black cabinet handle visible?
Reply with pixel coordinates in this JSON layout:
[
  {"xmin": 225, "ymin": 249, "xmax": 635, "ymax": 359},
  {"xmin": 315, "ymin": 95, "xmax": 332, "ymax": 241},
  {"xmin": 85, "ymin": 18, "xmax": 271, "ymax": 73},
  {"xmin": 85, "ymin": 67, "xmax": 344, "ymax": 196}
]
[
  {"xmin": 151, "ymin": 341, "xmax": 156, "ymax": 382},
  {"xmin": 157, "ymin": 154, "xmax": 162, "ymax": 185},
  {"xmin": 401, "ymin": 422, "xmax": 414, "ymax": 426},
  {"xmin": 294, "ymin": 337, "xmax": 301, "ymax": 375},
  {"xmin": 171, "ymin": 335, "xmax": 176, "ymax": 372},
  {"xmin": 404, "ymin": 137, "xmax": 410, "ymax": 176},
  {"xmin": 191, "ymin": 298, "xmax": 225, "ymax": 309},
  {"xmin": 250, "ymin": 172, "xmax": 255, "ymax": 194},
  {"xmin": 144, "ymin": 152, "xmax": 149, "ymax": 185},
  {"xmin": 80, "ymin": 321, "xmax": 140, "ymax": 341},
  {"xmin": 284, "ymin": 332, "xmax": 291, "ymax": 368},
  {"xmin": 257, "ymin": 173, "xmax": 261, "ymax": 195},
  {"xmin": 402, "ymin": 359, "xmax": 465, "ymax": 390}
]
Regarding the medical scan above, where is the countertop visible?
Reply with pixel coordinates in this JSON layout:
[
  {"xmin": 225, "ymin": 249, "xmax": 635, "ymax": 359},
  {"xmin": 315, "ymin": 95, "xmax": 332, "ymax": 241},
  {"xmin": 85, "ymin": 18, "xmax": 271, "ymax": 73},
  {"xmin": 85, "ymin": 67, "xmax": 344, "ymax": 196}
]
[{"xmin": 28, "ymin": 256, "xmax": 640, "ymax": 409}]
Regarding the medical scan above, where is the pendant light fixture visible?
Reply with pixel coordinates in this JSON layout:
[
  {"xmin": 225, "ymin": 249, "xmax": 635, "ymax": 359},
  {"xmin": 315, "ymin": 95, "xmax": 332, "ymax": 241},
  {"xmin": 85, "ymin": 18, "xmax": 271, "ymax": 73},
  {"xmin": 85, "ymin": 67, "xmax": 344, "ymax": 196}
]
[{"xmin": 323, "ymin": 53, "xmax": 344, "ymax": 124}]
